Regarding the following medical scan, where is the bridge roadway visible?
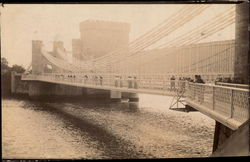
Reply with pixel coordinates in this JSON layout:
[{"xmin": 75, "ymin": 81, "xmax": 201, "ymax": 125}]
[{"xmin": 22, "ymin": 73, "xmax": 249, "ymax": 130}]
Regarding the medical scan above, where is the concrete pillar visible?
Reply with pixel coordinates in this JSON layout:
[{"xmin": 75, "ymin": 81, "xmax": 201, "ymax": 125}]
[
  {"xmin": 110, "ymin": 90, "xmax": 122, "ymax": 102},
  {"xmin": 235, "ymin": 2, "xmax": 249, "ymax": 84},
  {"xmin": 122, "ymin": 92, "xmax": 139, "ymax": 102}
]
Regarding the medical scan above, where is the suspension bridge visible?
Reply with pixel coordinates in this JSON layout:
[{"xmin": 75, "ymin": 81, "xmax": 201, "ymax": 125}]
[{"xmin": 12, "ymin": 3, "xmax": 249, "ymax": 156}]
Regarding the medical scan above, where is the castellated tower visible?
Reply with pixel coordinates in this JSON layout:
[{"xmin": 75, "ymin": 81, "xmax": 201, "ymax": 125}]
[
  {"xmin": 32, "ymin": 40, "xmax": 44, "ymax": 74},
  {"xmin": 72, "ymin": 20, "xmax": 130, "ymax": 60},
  {"xmin": 52, "ymin": 41, "xmax": 65, "ymax": 56}
]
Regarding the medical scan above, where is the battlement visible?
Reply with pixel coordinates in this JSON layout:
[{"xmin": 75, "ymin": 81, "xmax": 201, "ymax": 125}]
[
  {"xmin": 32, "ymin": 40, "xmax": 43, "ymax": 45},
  {"xmin": 53, "ymin": 41, "xmax": 64, "ymax": 47},
  {"xmin": 53, "ymin": 41, "xmax": 64, "ymax": 52},
  {"xmin": 79, "ymin": 19, "xmax": 130, "ymax": 32},
  {"xmin": 32, "ymin": 40, "xmax": 43, "ymax": 52}
]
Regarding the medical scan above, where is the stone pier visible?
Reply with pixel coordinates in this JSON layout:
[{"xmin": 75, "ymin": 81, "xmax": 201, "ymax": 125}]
[
  {"xmin": 83, "ymin": 88, "xmax": 110, "ymax": 99},
  {"xmin": 212, "ymin": 121, "xmax": 249, "ymax": 156},
  {"xmin": 110, "ymin": 90, "xmax": 122, "ymax": 102},
  {"xmin": 122, "ymin": 92, "xmax": 139, "ymax": 102},
  {"xmin": 28, "ymin": 81, "xmax": 83, "ymax": 98}
]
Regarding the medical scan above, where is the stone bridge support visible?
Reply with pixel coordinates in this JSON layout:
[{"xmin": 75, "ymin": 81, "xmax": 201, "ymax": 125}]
[
  {"xmin": 122, "ymin": 92, "xmax": 139, "ymax": 102},
  {"xmin": 110, "ymin": 90, "xmax": 122, "ymax": 102},
  {"xmin": 83, "ymin": 88, "xmax": 110, "ymax": 99},
  {"xmin": 234, "ymin": 2, "xmax": 249, "ymax": 84},
  {"xmin": 110, "ymin": 91, "xmax": 139, "ymax": 102},
  {"xmin": 212, "ymin": 121, "xmax": 249, "ymax": 156},
  {"xmin": 28, "ymin": 81, "xmax": 83, "ymax": 98}
]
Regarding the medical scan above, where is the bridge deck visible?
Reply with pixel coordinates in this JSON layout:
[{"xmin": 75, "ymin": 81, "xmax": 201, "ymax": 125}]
[
  {"xmin": 186, "ymin": 83, "xmax": 249, "ymax": 130},
  {"xmin": 22, "ymin": 73, "xmax": 249, "ymax": 130},
  {"xmin": 22, "ymin": 74, "xmax": 186, "ymax": 97}
]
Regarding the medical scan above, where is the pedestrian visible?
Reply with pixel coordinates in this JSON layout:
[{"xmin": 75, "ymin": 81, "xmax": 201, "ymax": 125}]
[
  {"xmin": 227, "ymin": 77, "xmax": 232, "ymax": 83},
  {"xmin": 180, "ymin": 77, "xmax": 186, "ymax": 92},
  {"xmin": 61, "ymin": 75, "xmax": 64, "ymax": 79},
  {"xmin": 128, "ymin": 76, "xmax": 132, "ymax": 88},
  {"xmin": 83, "ymin": 75, "xmax": 87, "ymax": 84},
  {"xmin": 134, "ymin": 76, "xmax": 138, "ymax": 89},
  {"xmin": 194, "ymin": 75, "xmax": 205, "ymax": 103},
  {"xmin": 170, "ymin": 75, "xmax": 175, "ymax": 91},
  {"xmin": 232, "ymin": 77, "xmax": 237, "ymax": 84},
  {"xmin": 115, "ymin": 75, "xmax": 119, "ymax": 87},
  {"xmin": 215, "ymin": 75, "xmax": 222, "ymax": 85},
  {"xmin": 120, "ymin": 76, "xmax": 123, "ymax": 87},
  {"xmin": 95, "ymin": 75, "xmax": 98, "ymax": 85},
  {"xmin": 195, "ymin": 75, "xmax": 205, "ymax": 84},
  {"xmin": 99, "ymin": 75, "xmax": 103, "ymax": 86}
]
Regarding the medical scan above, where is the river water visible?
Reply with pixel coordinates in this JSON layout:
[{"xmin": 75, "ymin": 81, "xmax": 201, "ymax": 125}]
[{"xmin": 2, "ymin": 94, "xmax": 215, "ymax": 159}]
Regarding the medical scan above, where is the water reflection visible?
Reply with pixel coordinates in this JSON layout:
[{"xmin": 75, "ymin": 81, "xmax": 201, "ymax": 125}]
[
  {"xmin": 2, "ymin": 94, "xmax": 215, "ymax": 159},
  {"xmin": 109, "ymin": 102, "xmax": 139, "ymax": 113}
]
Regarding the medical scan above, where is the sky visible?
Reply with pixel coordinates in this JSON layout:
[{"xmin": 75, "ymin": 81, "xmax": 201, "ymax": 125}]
[{"xmin": 1, "ymin": 4, "xmax": 235, "ymax": 68}]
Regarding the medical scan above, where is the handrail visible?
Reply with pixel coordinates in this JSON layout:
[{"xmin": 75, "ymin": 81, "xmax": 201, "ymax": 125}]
[
  {"xmin": 186, "ymin": 82, "xmax": 249, "ymax": 130},
  {"xmin": 189, "ymin": 82, "xmax": 249, "ymax": 92},
  {"xmin": 215, "ymin": 82, "xmax": 249, "ymax": 89}
]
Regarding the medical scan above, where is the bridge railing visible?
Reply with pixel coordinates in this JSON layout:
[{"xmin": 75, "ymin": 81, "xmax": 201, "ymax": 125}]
[
  {"xmin": 23, "ymin": 73, "xmax": 189, "ymax": 93},
  {"xmin": 186, "ymin": 83, "xmax": 249, "ymax": 127},
  {"xmin": 22, "ymin": 73, "xmax": 249, "ymax": 129},
  {"xmin": 215, "ymin": 82, "xmax": 249, "ymax": 89},
  {"xmin": 21, "ymin": 74, "xmax": 38, "ymax": 80}
]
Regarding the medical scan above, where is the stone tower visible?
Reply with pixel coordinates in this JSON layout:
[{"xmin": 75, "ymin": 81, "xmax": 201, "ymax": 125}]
[
  {"xmin": 235, "ymin": 2, "xmax": 249, "ymax": 84},
  {"xmin": 32, "ymin": 40, "xmax": 44, "ymax": 74},
  {"xmin": 72, "ymin": 20, "xmax": 130, "ymax": 60}
]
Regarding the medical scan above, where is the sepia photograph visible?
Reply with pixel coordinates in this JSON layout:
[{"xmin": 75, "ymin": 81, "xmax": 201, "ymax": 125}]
[{"xmin": 1, "ymin": 1, "xmax": 249, "ymax": 159}]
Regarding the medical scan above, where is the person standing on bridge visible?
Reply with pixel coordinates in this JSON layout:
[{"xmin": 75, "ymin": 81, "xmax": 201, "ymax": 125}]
[
  {"xmin": 99, "ymin": 75, "xmax": 103, "ymax": 86},
  {"xmin": 215, "ymin": 75, "xmax": 222, "ymax": 85},
  {"xmin": 194, "ymin": 75, "xmax": 205, "ymax": 103},
  {"xmin": 84, "ymin": 75, "xmax": 88, "ymax": 84},
  {"xmin": 120, "ymin": 76, "xmax": 123, "ymax": 88},
  {"xmin": 134, "ymin": 76, "xmax": 138, "ymax": 89},
  {"xmin": 180, "ymin": 77, "xmax": 186, "ymax": 92},
  {"xmin": 115, "ymin": 75, "xmax": 119, "ymax": 87},
  {"xmin": 128, "ymin": 76, "xmax": 133, "ymax": 88},
  {"xmin": 170, "ymin": 75, "xmax": 175, "ymax": 91},
  {"xmin": 194, "ymin": 75, "xmax": 205, "ymax": 84},
  {"xmin": 61, "ymin": 75, "xmax": 64, "ymax": 81},
  {"xmin": 69, "ymin": 75, "xmax": 72, "ymax": 82},
  {"xmin": 227, "ymin": 77, "xmax": 232, "ymax": 83},
  {"xmin": 95, "ymin": 75, "xmax": 99, "ymax": 85}
]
